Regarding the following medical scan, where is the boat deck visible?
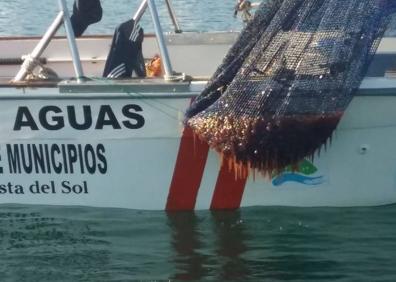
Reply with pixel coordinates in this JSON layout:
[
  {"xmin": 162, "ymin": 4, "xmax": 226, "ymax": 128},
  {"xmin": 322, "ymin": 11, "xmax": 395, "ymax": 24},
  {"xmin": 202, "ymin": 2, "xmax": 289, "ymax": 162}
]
[{"xmin": 0, "ymin": 77, "xmax": 60, "ymax": 88}]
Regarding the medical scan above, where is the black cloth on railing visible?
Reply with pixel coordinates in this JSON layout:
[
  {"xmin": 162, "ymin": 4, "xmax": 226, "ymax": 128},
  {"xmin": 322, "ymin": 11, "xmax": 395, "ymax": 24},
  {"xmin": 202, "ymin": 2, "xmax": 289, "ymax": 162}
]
[
  {"xmin": 70, "ymin": 0, "xmax": 103, "ymax": 37},
  {"xmin": 103, "ymin": 19, "xmax": 146, "ymax": 79}
]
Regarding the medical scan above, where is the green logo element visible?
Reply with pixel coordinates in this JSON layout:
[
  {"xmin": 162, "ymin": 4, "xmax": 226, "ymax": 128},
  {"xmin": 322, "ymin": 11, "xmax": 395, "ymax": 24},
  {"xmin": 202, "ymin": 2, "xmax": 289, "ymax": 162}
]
[{"xmin": 272, "ymin": 160, "xmax": 323, "ymax": 186}]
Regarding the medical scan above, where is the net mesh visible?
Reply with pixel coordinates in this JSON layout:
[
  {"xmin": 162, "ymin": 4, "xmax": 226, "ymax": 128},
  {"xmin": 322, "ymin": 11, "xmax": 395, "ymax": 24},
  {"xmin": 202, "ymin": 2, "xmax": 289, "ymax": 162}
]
[{"xmin": 185, "ymin": 0, "xmax": 396, "ymax": 177}]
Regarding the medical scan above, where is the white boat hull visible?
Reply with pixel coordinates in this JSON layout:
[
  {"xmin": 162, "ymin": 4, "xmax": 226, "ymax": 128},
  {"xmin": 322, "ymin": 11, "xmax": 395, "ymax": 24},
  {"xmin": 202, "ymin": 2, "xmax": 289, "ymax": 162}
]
[
  {"xmin": 0, "ymin": 33, "xmax": 396, "ymax": 210},
  {"xmin": 0, "ymin": 84, "xmax": 393, "ymax": 210}
]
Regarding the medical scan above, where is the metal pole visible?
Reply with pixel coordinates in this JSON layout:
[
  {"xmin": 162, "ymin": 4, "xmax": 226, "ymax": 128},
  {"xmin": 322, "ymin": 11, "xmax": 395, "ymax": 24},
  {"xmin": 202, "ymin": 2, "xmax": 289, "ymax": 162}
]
[
  {"xmin": 13, "ymin": 12, "xmax": 64, "ymax": 82},
  {"xmin": 147, "ymin": 0, "xmax": 174, "ymax": 80},
  {"xmin": 164, "ymin": 0, "xmax": 182, "ymax": 33},
  {"xmin": 59, "ymin": 0, "xmax": 84, "ymax": 82},
  {"xmin": 133, "ymin": 0, "xmax": 148, "ymax": 23}
]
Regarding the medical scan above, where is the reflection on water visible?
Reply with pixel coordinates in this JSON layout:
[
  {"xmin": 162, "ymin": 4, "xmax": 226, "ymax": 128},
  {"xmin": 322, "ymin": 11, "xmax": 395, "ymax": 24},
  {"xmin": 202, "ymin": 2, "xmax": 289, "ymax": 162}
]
[
  {"xmin": 0, "ymin": 205, "xmax": 395, "ymax": 281},
  {"xmin": 167, "ymin": 211, "xmax": 249, "ymax": 280},
  {"xmin": 167, "ymin": 212, "xmax": 207, "ymax": 280},
  {"xmin": 211, "ymin": 211, "xmax": 249, "ymax": 280}
]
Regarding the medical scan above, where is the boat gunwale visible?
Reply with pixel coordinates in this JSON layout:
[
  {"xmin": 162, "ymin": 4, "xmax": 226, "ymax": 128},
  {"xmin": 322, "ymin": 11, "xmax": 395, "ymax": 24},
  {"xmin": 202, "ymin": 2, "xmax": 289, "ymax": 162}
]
[
  {"xmin": 0, "ymin": 89, "xmax": 392, "ymax": 100},
  {"xmin": 0, "ymin": 93, "xmax": 198, "ymax": 100},
  {"xmin": 0, "ymin": 32, "xmax": 240, "ymax": 46}
]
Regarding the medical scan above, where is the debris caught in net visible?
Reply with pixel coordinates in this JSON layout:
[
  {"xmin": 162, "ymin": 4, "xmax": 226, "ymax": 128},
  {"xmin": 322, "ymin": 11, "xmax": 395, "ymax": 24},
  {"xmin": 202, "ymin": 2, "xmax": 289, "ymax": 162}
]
[{"xmin": 186, "ymin": 0, "xmax": 396, "ymax": 177}]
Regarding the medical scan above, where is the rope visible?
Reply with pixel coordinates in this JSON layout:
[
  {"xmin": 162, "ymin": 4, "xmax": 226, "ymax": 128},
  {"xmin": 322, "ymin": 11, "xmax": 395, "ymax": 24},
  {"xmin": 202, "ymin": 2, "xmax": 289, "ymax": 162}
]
[{"xmin": 20, "ymin": 55, "xmax": 40, "ymax": 75}]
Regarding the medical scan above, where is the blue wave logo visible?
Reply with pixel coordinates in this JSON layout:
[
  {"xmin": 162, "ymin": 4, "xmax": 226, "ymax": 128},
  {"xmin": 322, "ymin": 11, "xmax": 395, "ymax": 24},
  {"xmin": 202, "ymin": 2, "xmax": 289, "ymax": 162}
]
[
  {"xmin": 272, "ymin": 173, "xmax": 324, "ymax": 186},
  {"xmin": 272, "ymin": 160, "xmax": 324, "ymax": 187}
]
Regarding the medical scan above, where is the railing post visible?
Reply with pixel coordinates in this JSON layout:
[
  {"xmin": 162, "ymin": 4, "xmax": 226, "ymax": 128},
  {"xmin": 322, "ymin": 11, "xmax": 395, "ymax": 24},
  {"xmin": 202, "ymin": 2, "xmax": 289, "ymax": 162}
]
[
  {"xmin": 165, "ymin": 0, "xmax": 182, "ymax": 33},
  {"xmin": 133, "ymin": 0, "xmax": 148, "ymax": 23},
  {"xmin": 59, "ymin": 0, "xmax": 85, "ymax": 82},
  {"xmin": 147, "ymin": 0, "xmax": 176, "ymax": 80},
  {"xmin": 13, "ymin": 12, "xmax": 64, "ymax": 82},
  {"xmin": 14, "ymin": 0, "xmax": 182, "ymax": 83}
]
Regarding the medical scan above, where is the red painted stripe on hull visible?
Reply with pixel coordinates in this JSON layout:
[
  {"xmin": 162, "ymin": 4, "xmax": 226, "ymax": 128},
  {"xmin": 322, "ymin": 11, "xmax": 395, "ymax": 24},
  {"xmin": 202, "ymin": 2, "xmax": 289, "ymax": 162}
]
[
  {"xmin": 210, "ymin": 164, "xmax": 248, "ymax": 210},
  {"xmin": 166, "ymin": 127, "xmax": 210, "ymax": 211}
]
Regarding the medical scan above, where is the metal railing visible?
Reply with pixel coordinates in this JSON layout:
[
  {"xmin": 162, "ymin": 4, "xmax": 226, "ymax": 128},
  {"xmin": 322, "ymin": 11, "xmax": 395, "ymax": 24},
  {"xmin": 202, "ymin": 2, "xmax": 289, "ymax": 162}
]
[
  {"xmin": 134, "ymin": 0, "xmax": 181, "ymax": 33},
  {"xmin": 13, "ymin": 0, "xmax": 182, "ymax": 83}
]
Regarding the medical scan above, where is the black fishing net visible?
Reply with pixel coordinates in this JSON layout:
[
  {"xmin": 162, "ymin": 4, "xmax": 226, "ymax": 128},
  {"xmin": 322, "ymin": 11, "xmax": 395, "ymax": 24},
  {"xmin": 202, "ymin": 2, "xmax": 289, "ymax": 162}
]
[{"xmin": 185, "ymin": 0, "xmax": 396, "ymax": 177}]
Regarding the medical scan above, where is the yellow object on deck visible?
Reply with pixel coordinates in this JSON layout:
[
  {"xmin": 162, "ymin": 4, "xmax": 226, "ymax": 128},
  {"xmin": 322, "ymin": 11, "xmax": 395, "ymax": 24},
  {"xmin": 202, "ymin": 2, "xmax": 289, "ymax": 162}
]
[{"xmin": 146, "ymin": 55, "xmax": 162, "ymax": 77}]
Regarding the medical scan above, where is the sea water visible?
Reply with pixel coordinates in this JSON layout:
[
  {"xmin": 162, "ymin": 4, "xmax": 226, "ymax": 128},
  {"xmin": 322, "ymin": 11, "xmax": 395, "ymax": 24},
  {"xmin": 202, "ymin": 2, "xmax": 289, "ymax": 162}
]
[
  {"xmin": 0, "ymin": 205, "xmax": 395, "ymax": 281},
  {"xmin": 0, "ymin": 0, "xmax": 396, "ymax": 281},
  {"xmin": 0, "ymin": 0, "xmax": 243, "ymax": 36}
]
